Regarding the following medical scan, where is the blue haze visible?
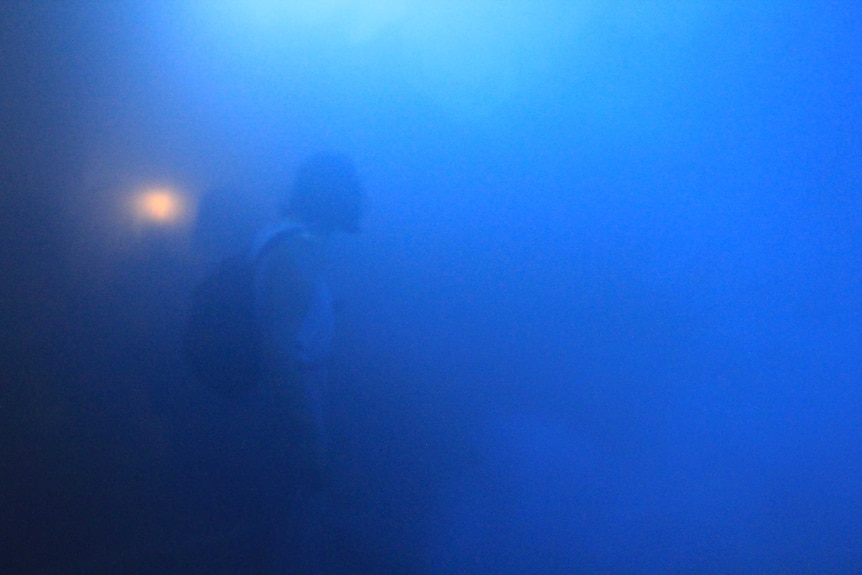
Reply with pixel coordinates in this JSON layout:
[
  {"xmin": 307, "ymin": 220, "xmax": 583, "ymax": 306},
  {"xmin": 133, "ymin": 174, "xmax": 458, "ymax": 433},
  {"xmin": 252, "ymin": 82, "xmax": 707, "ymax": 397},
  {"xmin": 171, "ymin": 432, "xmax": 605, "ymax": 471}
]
[{"xmin": 0, "ymin": 2, "xmax": 860, "ymax": 574}]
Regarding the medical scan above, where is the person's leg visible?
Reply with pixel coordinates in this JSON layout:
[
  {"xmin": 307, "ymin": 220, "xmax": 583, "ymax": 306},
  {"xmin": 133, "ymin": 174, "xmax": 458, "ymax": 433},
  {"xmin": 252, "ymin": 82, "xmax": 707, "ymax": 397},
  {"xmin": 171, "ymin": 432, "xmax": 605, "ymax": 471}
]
[
  {"xmin": 302, "ymin": 366, "xmax": 330, "ymax": 466},
  {"xmin": 265, "ymin": 488, "xmax": 332, "ymax": 575}
]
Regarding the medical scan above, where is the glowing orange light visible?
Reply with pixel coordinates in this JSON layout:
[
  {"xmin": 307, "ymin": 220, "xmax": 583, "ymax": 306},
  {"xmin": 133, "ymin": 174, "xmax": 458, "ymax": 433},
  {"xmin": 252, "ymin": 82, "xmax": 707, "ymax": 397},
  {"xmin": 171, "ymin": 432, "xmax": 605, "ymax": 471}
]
[{"xmin": 133, "ymin": 188, "xmax": 188, "ymax": 225}]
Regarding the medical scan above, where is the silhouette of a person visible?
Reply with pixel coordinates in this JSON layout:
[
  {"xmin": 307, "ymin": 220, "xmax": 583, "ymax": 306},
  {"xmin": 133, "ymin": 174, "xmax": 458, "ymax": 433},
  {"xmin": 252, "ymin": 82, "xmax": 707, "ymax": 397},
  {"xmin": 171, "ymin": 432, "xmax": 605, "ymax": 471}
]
[{"xmin": 250, "ymin": 152, "xmax": 363, "ymax": 574}]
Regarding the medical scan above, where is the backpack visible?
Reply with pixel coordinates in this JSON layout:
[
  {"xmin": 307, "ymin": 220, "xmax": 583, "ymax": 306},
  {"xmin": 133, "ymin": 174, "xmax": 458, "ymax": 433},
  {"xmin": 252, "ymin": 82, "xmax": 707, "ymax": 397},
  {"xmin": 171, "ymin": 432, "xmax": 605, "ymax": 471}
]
[{"xmin": 183, "ymin": 225, "xmax": 296, "ymax": 398}]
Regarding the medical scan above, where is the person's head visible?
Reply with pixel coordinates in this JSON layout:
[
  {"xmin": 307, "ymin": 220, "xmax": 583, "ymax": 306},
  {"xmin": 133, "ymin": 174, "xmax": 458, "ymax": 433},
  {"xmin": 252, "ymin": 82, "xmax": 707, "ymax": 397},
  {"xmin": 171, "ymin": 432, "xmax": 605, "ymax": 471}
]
[{"xmin": 282, "ymin": 152, "xmax": 363, "ymax": 234}]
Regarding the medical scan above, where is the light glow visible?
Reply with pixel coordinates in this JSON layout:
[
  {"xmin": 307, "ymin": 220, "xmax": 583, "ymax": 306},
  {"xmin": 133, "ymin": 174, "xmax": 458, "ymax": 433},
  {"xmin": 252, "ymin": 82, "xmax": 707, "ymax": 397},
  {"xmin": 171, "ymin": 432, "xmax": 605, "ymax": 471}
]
[{"xmin": 132, "ymin": 187, "xmax": 190, "ymax": 225}]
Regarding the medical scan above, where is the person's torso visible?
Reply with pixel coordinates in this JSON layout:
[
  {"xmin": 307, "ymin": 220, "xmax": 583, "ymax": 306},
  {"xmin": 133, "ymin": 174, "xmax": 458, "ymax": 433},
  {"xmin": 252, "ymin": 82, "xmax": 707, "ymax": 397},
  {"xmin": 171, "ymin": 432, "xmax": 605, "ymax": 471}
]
[{"xmin": 252, "ymin": 221, "xmax": 334, "ymax": 367}]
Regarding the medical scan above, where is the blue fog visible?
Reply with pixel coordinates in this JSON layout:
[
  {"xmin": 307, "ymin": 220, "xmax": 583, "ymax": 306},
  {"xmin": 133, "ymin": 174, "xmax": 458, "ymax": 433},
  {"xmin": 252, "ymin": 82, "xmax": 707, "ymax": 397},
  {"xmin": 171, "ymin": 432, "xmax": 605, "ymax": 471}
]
[{"xmin": 1, "ymin": 1, "xmax": 860, "ymax": 573}]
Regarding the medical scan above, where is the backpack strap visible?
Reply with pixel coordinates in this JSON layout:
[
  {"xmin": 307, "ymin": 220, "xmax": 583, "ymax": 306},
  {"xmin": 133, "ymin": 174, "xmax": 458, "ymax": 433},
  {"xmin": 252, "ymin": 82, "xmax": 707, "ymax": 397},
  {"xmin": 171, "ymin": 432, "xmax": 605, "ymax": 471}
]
[{"xmin": 249, "ymin": 220, "xmax": 304, "ymax": 262}]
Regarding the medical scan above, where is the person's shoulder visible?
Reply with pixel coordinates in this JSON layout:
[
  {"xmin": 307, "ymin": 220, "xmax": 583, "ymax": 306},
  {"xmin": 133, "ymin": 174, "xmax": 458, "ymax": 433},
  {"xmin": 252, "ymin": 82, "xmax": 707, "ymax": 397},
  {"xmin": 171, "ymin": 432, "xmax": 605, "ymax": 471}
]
[
  {"xmin": 251, "ymin": 220, "xmax": 305, "ymax": 259},
  {"xmin": 254, "ymin": 221, "xmax": 324, "ymax": 283}
]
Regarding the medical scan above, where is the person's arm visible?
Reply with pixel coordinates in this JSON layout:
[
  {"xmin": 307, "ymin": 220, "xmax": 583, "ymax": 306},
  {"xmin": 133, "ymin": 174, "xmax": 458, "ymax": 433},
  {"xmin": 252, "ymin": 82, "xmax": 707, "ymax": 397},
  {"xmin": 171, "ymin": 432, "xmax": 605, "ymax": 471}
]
[{"xmin": 258, "ymin": 235, "xmax": 316, "ymax": 371}]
